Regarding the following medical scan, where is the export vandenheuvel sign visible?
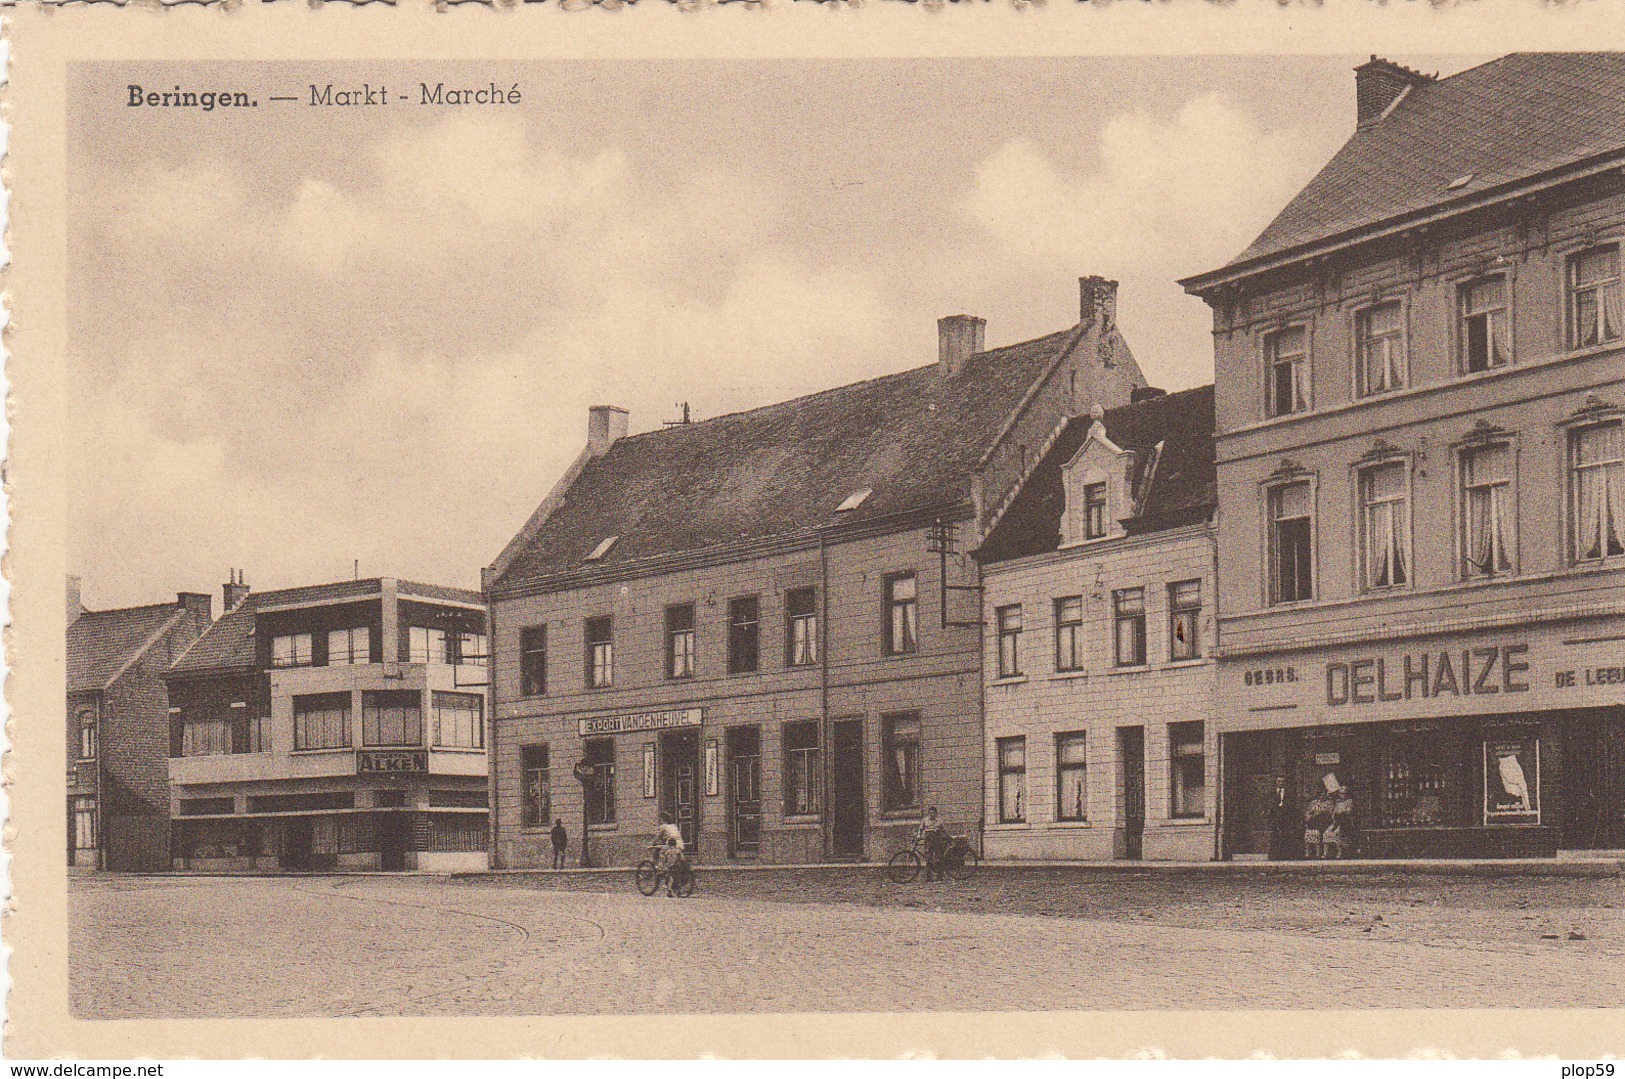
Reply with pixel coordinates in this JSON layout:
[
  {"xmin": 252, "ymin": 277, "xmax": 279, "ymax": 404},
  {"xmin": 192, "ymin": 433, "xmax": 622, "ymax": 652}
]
[{"xmin": 579, "ymin": 707, "xmax": 703, "ymax": 737}]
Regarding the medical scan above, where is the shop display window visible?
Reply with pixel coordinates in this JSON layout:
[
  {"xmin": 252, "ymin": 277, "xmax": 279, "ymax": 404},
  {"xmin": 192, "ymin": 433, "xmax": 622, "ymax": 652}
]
[{"xmin": 1380, "ymin": 729, "xmax": 1460, "ymax": 828}]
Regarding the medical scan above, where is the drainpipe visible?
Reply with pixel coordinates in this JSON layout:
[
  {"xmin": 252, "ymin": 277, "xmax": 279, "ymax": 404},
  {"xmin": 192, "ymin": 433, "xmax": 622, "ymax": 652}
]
[
  {"xmin": 486, "ymin": 597, "xmax": 501, "ymax": 869},
  {"xmin": 819, "ymin": 525, "xmax": 832, "ymax": 862}
]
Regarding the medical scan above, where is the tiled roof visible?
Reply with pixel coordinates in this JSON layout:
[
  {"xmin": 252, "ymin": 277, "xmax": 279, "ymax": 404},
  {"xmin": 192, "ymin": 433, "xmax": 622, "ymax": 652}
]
[
  {"xmin": 398, "ymin": 580, "xmax": 483, "ymax": 605},
  {"xmin": 67, "ymin": 603, "xmax": 186, "ymax": 693},
  {"xmin": 493, "ymin": 327, "xmax": 1096, "ymax": 589},
  {"xmin": 976, "ymin": 385, "xmax": 1216, "ymax": 565},
  {"xmin": 1217, "ymin": 53, "xmax": 1625, "ymax": 276},
  {"xmin": 167, "ymin": 597, "xmax": 258, "ymax": 676}
]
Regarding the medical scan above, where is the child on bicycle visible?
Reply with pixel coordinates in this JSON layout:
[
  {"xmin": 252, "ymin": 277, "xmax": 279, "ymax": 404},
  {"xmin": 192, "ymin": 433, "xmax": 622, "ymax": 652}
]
[{"xmin": 655, "ymin": 812, "xmax": 685, "ymax": 897}]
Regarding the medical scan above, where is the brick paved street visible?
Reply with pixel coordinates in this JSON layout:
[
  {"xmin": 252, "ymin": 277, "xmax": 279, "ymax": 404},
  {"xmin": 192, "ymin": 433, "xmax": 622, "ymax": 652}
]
[{"xmin": 70, "ymin": 868, "xmax": 1625, "ymax": 1019}]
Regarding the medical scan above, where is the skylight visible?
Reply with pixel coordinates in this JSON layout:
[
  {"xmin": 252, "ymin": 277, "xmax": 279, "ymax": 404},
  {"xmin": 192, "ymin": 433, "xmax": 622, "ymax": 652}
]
[
  {"xmin": 584, "ymin": 535, "xmax": 619, "ymax": 562},
  {"xmin": 1446, "ymin": 173, "xmax": 1475, "ymax": 191},
  {"xmin": 835, "ymin": 488, "xmax": 873, "ymax": 513}
]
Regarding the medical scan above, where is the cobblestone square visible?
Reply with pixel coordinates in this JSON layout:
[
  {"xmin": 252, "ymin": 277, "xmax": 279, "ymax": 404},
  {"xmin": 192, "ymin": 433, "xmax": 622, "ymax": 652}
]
[{"xmin": 69, "ymin": 867, "xmax": 1625, "ymax": 1019}]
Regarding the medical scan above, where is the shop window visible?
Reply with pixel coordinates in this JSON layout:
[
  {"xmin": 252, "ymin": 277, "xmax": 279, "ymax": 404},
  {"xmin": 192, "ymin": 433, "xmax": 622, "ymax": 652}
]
[
  {"xmin": 1083, "ymin": 483, "xmax": 1108, "ymax": 539},
  {"xmin": 585, "ymin": 616, "xmax": 614, "ymax": 689},
  {"xmin": 783, "ymin": 721, "xmax": 821, "ymax": 816},
  {"xmin": 1571, "ymin": 421, "xmax": 1624, "ymax": 562},
  {"xmin": 1113, "ymin": 588, "xmax": 1146, "ymax": 667},
  {"xmin": 521, "ymin": 744, "xmax": 550, "ymax": 829},
  {"xmin": 428, "ymin": 815, "xmax": 489, "ymax": 852},
  {"xmin": 997, "ymin": 736, "xmax": 1026, "ymax": 823},
  {"xmin": 271, "ymin": 632, "xmax": 313, "ymax": 668},
  {"xmin": 666, "ymin": 604, "xmax": 696, "ymax": 680},
  {"xmin": 1054, "ymin": 596, "xmax": 1084, "ymax": 672},
  {"xmin": 1356, "ymin": 301, "xmax": 1406, "ymax": 396},
  {"xmin": 76, "ymin": 707, "xmax": 97, "ymax": 761},
  {"xmin": 584, "ymin": 738, "xmax": 615, "ymax": 825},
  {"xmin": 1359, "ymin": 462, "xmax": 1410, "ymax": 590},
  {"xmin": 785, "ymin": 587, "xmax": 819, "ymax": 667},
  {"xmin": 1483, "ymin": 735, "xmax": 1541, "ymax": 825},
  {"xmin": 1169, "ymin": 722, "xmax": 1205, "ymax": 819},
  {"xmin": 1268, "ymin": 481, "xmax": 1314, "ymax": 604},
  {"xmin": 432, "ymin": 691, "xmax": 484, "ymax": 749},
  {"xmin": 1461, "ymin": 443, "xmax": 1514, "ymax": 578},
  {"xmin": 1381, "ymin": 731, "xmax": 1456, "ymax": 827},
  {"xmin": 1168, "ymin": 580, "xmax": 1202, "ymax": 661},
  {"xmin": 996, "ymin": 604, "xmax": 1023, "ymax": 678},
  {"xmin": 293, "ymin": 692, "xmax": 351, "ymax": 750},
  {"xmin": 1567, "ymin": 244, "xmax": 1622, "ymax": 350},
  {"xmin": 728, "ymin": 596, "xmax": 760, "ymax": 674},
  {"xmin": 881, "ymin": 712, "xmax": 921, "ymax": 812},
  {"xmin": 326, "ymin": 626, "xmax": 370, "ymax": 666},
  {"xmin": 362, "ymin": 690, "xmax": 422, "ymax": 747},
  {"xmin": 1056, "ymin": 732, "xmax": 1088, "ymax": 822},
  {"xmin": 883, "ymin": 573, "xmax": 918, "ymax": 656},
  {"xmin": 1459, "ymin": 275, "xmax": 1510, "ymax": 373},
  {"xmin": 519, "ymin": 626, "xmax": 547, "ymax": 697},
  {"xmin": 1264, "ymin": 325, "xmax": 1310, "ymax": 418}
]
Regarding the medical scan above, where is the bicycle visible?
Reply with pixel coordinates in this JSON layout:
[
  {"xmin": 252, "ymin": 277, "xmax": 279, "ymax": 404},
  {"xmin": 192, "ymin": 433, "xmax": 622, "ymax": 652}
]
[
  {"xmin": 886, "ymin": 831, "xmax": 978, "ymax": 883},
  {"xmin": 634, "ymin": 844, "xmax": 696, "ymax": 897}
]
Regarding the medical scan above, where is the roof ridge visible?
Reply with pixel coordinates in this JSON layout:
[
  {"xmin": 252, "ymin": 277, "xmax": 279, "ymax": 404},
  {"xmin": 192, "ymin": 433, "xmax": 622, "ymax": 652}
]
[
  {"xmin": 77, "ymin": 600, "xmax": 184, "ymax": 619},
  {"xmin": 166, "ymin": 594, "xmax": 255, "ymax": 671},
  {"xmin": 96, "ymin": 608, "xmax": 187, "ymax": 691}
]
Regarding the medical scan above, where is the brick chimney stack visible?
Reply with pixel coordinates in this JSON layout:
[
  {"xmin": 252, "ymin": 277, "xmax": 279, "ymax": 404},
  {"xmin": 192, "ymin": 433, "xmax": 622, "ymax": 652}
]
[
  {"xmin": 223, "ymin": 568, "xmax": 250, "ymax": 612},
  {"xmin": 178, "ymin": 591, "xmax": 214, "ymax": 624},
  {"xmin": 937, "ymin": 314, "xmax": 986, "ymax": 379},
  {"xmin": 1355, "ymin": 56, "xmax": 1434, "ymax": 128},
  {"xmin": 587, "ymin": 405, "xmax": 629, "ymax": 457},
  {"xmin": 1080, "ymin": 276, "xmax": 1118, "ymax": 332},
  {"xmin": 67, "ymin": 575, "xmax": 84, "ymax": 625}
]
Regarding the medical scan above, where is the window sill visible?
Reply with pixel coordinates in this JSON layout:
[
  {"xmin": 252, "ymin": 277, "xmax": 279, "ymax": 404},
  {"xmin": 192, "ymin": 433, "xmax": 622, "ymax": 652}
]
[
  {"xmin": 989, "ymin": 675, "xmax": 1029, "ymax": 687},
  {"xmin": 1049, "ymin": 669, "xmax": 1090, "ymax": 682},
  {"xmin": 430, "ymin": 746, "xmax": 486, "ymax": 754},
  {"xmin": 588, "ymin": 822, "xmax": 619, "ymax": 833},
  {"xmin": 780, "ymin": 817, "xmax": 823, "ymax": 829},
  {"xmin": 1107, "ymin": 665, "xmax": 1151, "ymax": 676},
  {"xmin": 1162, "ymin": 657, "xmax": 1210, "ymax": 669},
  {"xmin": 987, "ymin": 821, "xmax": 1029, "ymax": 830},
  {"xmin": 1049, "ymin": 820, "xmax": 1093, "ymax": 829},
  {"xmin": 1161, "ymin": 817, "xmax": 1212, "ymax": 828},
  {"xmin": 291, "ymin": 748, "xmax": 354, "ymax": 755},
  {"xmin": 878, "ymin": 810, "xmax": 923, "ymax": 822}
]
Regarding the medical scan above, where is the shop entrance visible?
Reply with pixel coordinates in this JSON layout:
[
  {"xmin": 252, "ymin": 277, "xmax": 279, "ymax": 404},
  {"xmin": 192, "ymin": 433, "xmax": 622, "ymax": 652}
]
[
  {"xmin": 831, "ymin": 719, "xmax": 865, "ymax": 858},
  {"xmin": 1224, "ymin": 730, "xmax": 1297, "ymax": 859},
  {"xmin": 378, "ymin": 812, "xmax": 409, "ymax": 870},
  {"xmin": 1118, "ymin": 726, "xmax": 1145, "ymax": 860},
  {"xmin": 727, "ymin": 726, "xmax": 762, "ymax": 858},
  {"xmin": 1562, "ymin": 712, "xmax": 1625, "ymax": 850},
  {"xmin": 281, "ymin": 817, "xmax": 314, "ymax": 870},
  {"xmin": 659, "ymin": 728, "xmax": 700, "ymax": 852}
]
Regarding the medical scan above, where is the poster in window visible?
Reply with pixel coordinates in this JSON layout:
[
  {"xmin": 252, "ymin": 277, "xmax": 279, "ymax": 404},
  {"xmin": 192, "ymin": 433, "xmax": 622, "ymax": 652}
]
[
  {"xmin": 1483, "ymin": 737, "xmax": 1540, "ymax": 825},
  {"xmin": 642, "ymin": 742, "xmax": 656, "ymax": 799},
  {"xmin": 705, "ymin": 740, "xmax": 720, "ymax": 797}
]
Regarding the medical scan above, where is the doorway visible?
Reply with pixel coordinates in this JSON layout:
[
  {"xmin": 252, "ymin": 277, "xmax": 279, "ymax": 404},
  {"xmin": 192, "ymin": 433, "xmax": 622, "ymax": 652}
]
[
  {"xmin": 1224, "ymin": 729, "xmax": 1297, "ymax": 860},
  {"xmin": 831, "ymin": 719, "xmax": 865, "ymax": 858},
  {"xmin": 1562, "ymin": 711, "xmax": 1625, "ymax": 850},
  {"xmin": 281, "ymin": 817, "xmax": 314, "ymax": 870},
  {"xmin": 727, "ymin": 727, "xmax": 762, "ymax": 858},
  {"xmin": 1118, "ymin": 726, "xmax": 1145, "ymax": 860},
  {"xmin": 659, "ymin": 728, "xmax": 700, "ymax": 852},
  {"xmin": 378, "ymin": 812, "xmax": 409, "ymax": 870}
]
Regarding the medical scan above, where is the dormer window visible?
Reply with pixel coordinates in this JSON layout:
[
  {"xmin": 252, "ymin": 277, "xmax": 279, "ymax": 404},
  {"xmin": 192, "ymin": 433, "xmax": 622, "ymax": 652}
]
[
  {"xmin": 584, "ymin": 535, "xmax": 619, "ymax": 563},
  {"xmin": 1060, "ymin": 420, "xmax": 1131, "ymax": 547},
  {"xmin": 836, "ymin": 488, "xmax": 873, "ymax": 513}
]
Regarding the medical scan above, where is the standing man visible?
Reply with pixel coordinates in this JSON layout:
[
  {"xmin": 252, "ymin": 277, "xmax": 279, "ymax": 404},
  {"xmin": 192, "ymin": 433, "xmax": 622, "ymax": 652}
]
[{"xmin": 549, "ymin": 817, "xmax": 569, "ymax": 870}]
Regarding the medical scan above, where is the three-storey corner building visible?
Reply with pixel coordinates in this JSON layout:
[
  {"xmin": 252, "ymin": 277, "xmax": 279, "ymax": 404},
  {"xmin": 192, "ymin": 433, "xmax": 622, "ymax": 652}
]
[
  {"xmin": 164, "ymin": 575, "xmax": 490, "ymax": 872},
  {"xmin": 976, "ymin": 386, "xmax": 1218, "ymax": 861},
  {"xmin": 1182, "ymin": 54, "xmax": 1625, "ymax": 859},
  {"xmin": 484, "ymin": 279, "xmax": 1147, "ymax": 867}
]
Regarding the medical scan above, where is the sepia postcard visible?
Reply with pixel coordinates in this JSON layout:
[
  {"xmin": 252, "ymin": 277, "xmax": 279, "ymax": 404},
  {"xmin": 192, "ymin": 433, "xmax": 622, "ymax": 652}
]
[{"xmin": 7, "ymin": 0, "xmax": 1625, "ymax": 1061}]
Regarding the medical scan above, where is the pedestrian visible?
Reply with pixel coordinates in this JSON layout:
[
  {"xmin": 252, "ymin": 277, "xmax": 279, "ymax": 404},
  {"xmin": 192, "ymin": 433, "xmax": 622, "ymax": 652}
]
[
  {"xmin": 918, "ymin": 805, "xmax": 948, "ymax": 882},
  {"xmin": 550, "ymin": 817, "xmax": 568, "ymax": 870}
]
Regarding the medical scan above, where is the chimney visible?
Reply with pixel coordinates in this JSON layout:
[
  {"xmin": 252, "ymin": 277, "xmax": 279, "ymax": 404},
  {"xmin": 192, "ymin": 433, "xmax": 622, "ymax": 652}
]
[
  {"xmin": 67, "ymin": 575, "xmax": 84, "ymax": 625},
  {"xmin": 178, "ymin": 591, "xmax": 214, "ymax": 624},
  {"xmin": 587, "ymin": 405, "xmax": 629, "ymax": 457},
  {"xmin": 1079, "ymin": 276, "xmax": 1118, "ymax": 332},
  {"xmin": 1355, "ymin": 56, "xmax": 1433, "ymax": 128},
  {"xmin": 937, "ymin": 314, "xmax": 986, "ymax": 379},
  {"xmin": 223, "ymin": 568, "xmax": 250, "ymax": 612}
]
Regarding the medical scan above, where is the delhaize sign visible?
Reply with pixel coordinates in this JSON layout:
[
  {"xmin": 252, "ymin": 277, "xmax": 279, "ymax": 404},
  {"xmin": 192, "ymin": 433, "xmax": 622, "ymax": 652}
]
[{"xmin": 579, "ymin": 707, "xmax": 703, "ymax": 737}]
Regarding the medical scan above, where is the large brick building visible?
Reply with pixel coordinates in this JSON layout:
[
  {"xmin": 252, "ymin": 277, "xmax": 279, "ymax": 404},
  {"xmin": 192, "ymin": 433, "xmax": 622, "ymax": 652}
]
[
  {"xmin": 1182, "ymin": 54, "xmax": 1625, "ymax": 859},
  {"xmin": 976, "ymin": 386, "xmax": 1218, "ymax": 861},
  {"xmin": 164, "ymin": 575, "xmax": 491, "ymax": 872},
  {"xmin": 484, "ymin": 279, "xmax": 1147, "ymax": 867},
  {"xmin": 67, "ymin": 577, "xmax": 213, "ymax": 871}
]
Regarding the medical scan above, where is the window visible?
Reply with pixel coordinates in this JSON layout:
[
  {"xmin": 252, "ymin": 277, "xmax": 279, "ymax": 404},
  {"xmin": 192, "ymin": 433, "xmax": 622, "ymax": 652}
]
[
  {"xmin": 666, "ymin": 604, "xmax": 696, "ymax": 680},
  {"xmin": 783, "ymin": 721, "xmax": 821, "ymax": 816},
  {"xmin": 1572, "ymin": 422, "xmax": 1624, "ymax": 562},
  {"xmin": 454, "ymin": 632, "xmax": 487, "ymax": 666},
  {"xmin": 1268, "ymin": 481, "xmax": 1314, "ymax": 604},
  {"xmin": 271, "ymin": 632, "xmax": 313, "ymax": 668},
  {"xmin": 1083, "ymin": 483, "xmax": 1108, "ymax": 539},
  {"xmin": 727, "ymin": 597, "xmax": 760, "ymax": 674},
  {"xmin": 1170, "ymin": 722, "xmax": 1205, "ymax": 819},
  {"xmin": 996, "ymin": 604, "xmax": 1023, "ymax": 678},
  {"xmin": 1359, "ymin": 463, "xmax": 1410, "ymax": 590},
  {"xmin": 1265, "ymin": 326, "xmax": 1310, "ymax": 417},
  {"xmin": 883, "ymin": 574, "xmax": 918, "ymax": 656},
  {"xmin": 433, "ymin": 691, "xmax": 484, "ymax": 749},
  {"xmin": 881, "ymin": 712, "xmax": 921, "ymax": 812},
  {"xmin": 1357, "ymin": 301, "xmax": 1406, "ymax": 395},
  {"xmin": 1568, "ymin": 245, "xmax": 1622, "ymax": 350},
  {"xmin": 1168, "ymin": 580, "xmax": 1202, "ymax": 661},
  {"xmin": 585, "ymin": 616, "xmax": 614, "ymax": 688},
  {"xmin": 76, "ymin": 707, "xmax": 97, "ymax": 760},
  {"xmin": 1462, "ymin": 444, "xmax": 1514, "ymax": 579},
  {"xmin": 1381, "ymin": 730, "xmax": 1454, "ymax": 827},
  {"xmin": 408, "ymin": 626, "xmax": 449, "ymax": 664},
  {"xmin": 584, "ymin": 738, "xmax": 615, "ymax": 825},
  {"xmin": 997, "ymin": 737, "xmax": 1026, "ymax": 823},
  {"xmin": 1054, "ymin": 596, "xmax": 1084, "ymax": 673},
  {"xmin": 73, "ymin": 796, "xmax": 97, "ymax": 851},
  {"xmin": 181, "ymin": 714, "xmax": 231, "ymax": 757},
  {"xmin": 293, "ymin": 692, "xmax": 351, "ymax": 750},
  {"xmin": 521, "ymin": 744, "xmax": 549, "ymax": 828},
  {"xmin": 785, "ymin": 587, "xmax": 819, "ymax": 667},
  {"xmin": 362, "ymin": 690, "xmax": 422, "ymax": 747},
  {"xmin": 1459, "ymin": 276, "xmax": 1510, "ymax": 372},
  {"xmin": 1056, "ymin": 732, "xmax": 1088, "ymax": 822},
  {"xmin": 326, "ymin": 626, "xmax": 370, "ymax": 666},
  {"xmin": 519, "ymin": 626, "xmax": 547, "ymax": 696},
  {"xmin": 1113, "ymin": 588, "xmax": 1146, "ymax": 667}
]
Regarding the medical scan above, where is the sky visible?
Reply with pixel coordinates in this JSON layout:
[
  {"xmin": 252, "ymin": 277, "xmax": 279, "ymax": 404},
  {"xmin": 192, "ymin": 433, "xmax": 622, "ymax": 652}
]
[{"xmin": 67, "ymin": 54, "xmax": 1485, "ymax": 610}]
